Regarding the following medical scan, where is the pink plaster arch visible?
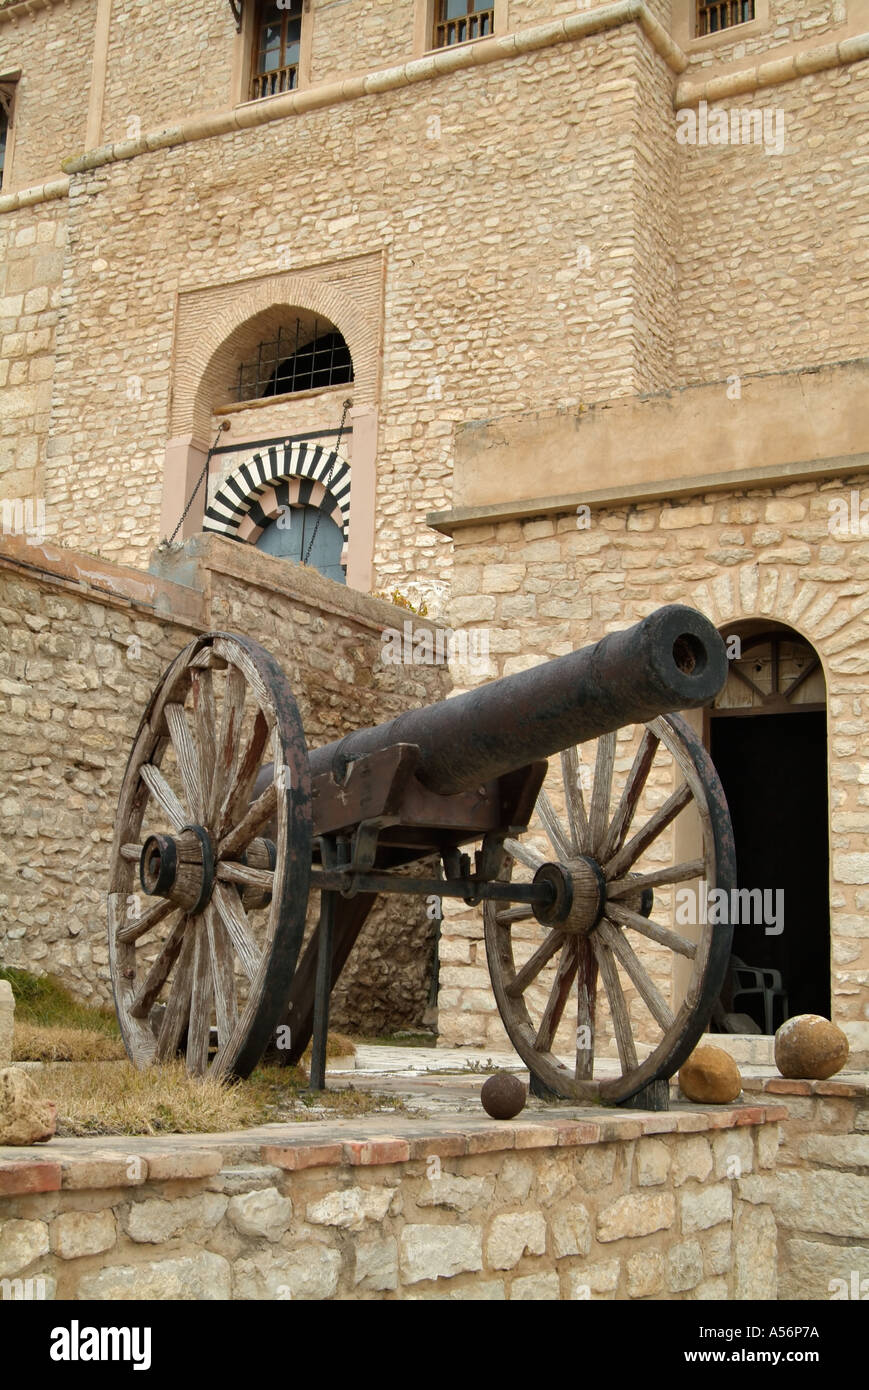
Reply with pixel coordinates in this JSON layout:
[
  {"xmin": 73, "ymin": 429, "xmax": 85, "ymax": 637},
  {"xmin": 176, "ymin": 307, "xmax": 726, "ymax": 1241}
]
[{"xmin": 172, "ymin": 273, "xmax": 379, "ymax": 440}]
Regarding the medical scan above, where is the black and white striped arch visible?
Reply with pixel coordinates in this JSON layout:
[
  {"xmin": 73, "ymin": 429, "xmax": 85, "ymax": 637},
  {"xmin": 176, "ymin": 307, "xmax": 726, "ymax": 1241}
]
[{"xmin": 203, "ymin": 441, "xmax": 350, "ymax": 543}]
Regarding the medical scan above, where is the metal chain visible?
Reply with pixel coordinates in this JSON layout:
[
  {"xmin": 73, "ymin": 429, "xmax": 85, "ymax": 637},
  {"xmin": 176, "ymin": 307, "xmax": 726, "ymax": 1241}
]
[
  {"xmin": 302, "ymin": 398, "xmax": 352, "ymax": 567},
  {"xmin": 166, "ymin": 422, "xmax": 228, "ymax": 546}
]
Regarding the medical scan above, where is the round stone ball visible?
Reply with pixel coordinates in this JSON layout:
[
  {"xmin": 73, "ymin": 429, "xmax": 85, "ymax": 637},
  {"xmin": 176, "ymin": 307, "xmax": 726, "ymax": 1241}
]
[
  {"xmin": 678, "ymin": 1044, "xmax": 742, "ymax": 1104},
  {"xmin": 481, "ymin": 1071, "xmax": 527, "ymax": 1120},
  {"xmin": 774, "ymin": 1014, "xmax": 849, "ymax": 1080}
]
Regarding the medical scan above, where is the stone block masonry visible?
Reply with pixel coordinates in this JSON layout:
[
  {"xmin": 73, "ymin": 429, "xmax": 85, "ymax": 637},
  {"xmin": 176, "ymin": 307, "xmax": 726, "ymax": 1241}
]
[{"xmin": 0, "ymin": 1103, "xmax": 785, "ymax": 1301}]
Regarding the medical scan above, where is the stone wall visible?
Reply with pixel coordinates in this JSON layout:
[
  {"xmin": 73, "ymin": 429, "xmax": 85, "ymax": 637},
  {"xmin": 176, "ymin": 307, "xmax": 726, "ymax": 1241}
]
[
  {"xmin": 0, "ymin": 0, "xmax": 95, "ymax": 192},
  {"xmin": 675, "ymin": 58, "xmax": 869, "ymax": 384},
  {"xmin": 0, "ymin": 201, "xmax": 66, "ymax": 506},
  {"xmin": 0, "ymin": 1102, "xmax": 785, "ymax": 1300},
  {"xmin": 437, "ymin": 473, "xmax": 869, "ymax": 1062},
  {"xmin": 741, "ymin": 1074, "xmax": 869, "ymax": 1300},
  {"xmin": 0, "ymin": 533, "xmax": 449, "ymax": 1033}
]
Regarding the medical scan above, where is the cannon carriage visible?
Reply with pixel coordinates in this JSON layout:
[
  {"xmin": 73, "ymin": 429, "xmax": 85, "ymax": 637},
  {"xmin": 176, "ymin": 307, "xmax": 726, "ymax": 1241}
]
[{"xmin": 107, "ymin": 604, "xmax": 735, "ymax": 1107}]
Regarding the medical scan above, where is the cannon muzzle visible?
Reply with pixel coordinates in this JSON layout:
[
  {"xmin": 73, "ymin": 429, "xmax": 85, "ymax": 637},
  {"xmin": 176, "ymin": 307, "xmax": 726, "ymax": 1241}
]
[{"xmin": 309, "ymin": 604, "xmax": 726, "ymax": 796}]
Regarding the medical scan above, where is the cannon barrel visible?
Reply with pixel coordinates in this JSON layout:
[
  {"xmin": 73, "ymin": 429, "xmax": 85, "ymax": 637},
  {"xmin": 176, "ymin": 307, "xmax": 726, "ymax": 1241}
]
[{"xmin": 308, "ymin": 604, "xmax": 727, "ymax": 797}]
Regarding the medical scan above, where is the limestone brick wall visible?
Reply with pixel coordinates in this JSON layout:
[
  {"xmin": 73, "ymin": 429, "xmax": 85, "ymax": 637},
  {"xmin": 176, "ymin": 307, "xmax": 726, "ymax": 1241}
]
[
  {"xmin": 43, "ymin": 28, "xmax": 649, "ymax": 579},
  {"xmin": 741, "ymin": 1074, "xmax": 869, "ymax": 1300},
  {"xmin": 437, "ymin": 474, "xmax": 869, "ymax": 1062},
  {"xmin": 0, "ymin": 202, "xmax": 65, "ymax": 505},
  {"xmin": 675, "ymin": 60, "xmax": 869, "ymax": 383},
  {"xmin": 0, "ymin": 534, "xmax": 448, "ymax": 1032},
  {"xmin": 99, "ymin": 0, "xmax": 236, "ymax": 143},
  {"xmin": 0, "ymin": 0, "xmax": 95, "ymax": 192},
  {"xmin": 0, "ymin": 1104, "xmax": 784, "ymax": 1300},
  {"xmin": 309, "ymin": 0, "xmax": 411, "ymax": 84}
]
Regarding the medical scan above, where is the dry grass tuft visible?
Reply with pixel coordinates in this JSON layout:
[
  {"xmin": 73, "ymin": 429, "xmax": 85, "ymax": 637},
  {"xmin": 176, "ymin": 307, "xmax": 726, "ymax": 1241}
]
[
  {"xmin": 43, "ymin": 1061, "xmax": 401, "ymax": 1137},
  {"xmin": 13, "ymin": 1022, "xmax": 127, "ymax": 1063}
]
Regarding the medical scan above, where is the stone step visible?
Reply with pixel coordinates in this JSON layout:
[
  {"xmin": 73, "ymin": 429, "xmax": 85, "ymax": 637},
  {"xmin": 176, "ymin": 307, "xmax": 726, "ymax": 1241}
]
[{"xmin": 706, "ymin": 1033, "xmax": 776, "ymax": 1066}]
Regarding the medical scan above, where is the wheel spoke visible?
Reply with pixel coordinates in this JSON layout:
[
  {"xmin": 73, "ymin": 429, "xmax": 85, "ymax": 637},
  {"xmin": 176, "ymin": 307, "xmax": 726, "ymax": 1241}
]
[
  {"xmin": 208, "ymin": 665, "xmax": 247, "ymax": 826},
  {"xmin": 536, "ymin": 790, "xmax": 572, "ymax": 862},
  {"xmin": 503, "ymin": 836, "xmax": 547, "ymax": 872},
  {"xmin": 140, "ymin": 764, "xmax": 187, "ymax": 830},
  {"xmin": 216, "ymin": 861, "xmax": 274, "ymax": 893},
  {"xmin": 116, "ymin": 896, "xmax": 175, "ymax": 945},
  {"xmin": 191, "ymin": 670, "xmax": 217, "ymax": 812},
  {"xmin": 187, "ymin": 920, "xmax": 214, "ymax": 1075},
  {"xmin": 534, "ymin": 938, "xmax": 578, "ymax": 1050},
  {"xmin": 588, "ymin": 732, "xmax": 616, "ymax": 855},
  {"xmin": 205, "ymin": 902, "xmax": 237, "ymax": 1043},
  {"xmin": 604, "ymin": 780, "xmax": 692, "ymax": 881},
  {"xmin": 219, "ymin": 781, "xmax": 277, "ymax": 862},
  {"xmin": 606, "ymin": 900, "xmax": 697, "ymax": 959},
  {"xmin": 506, "ymin": 930, "xmax": 565, "ymax": 998},
  {"xmin": 560, "ymin": 745, "xmax": 590, "ymax": 853},
  {"xmin": 217, "ymin": 709, "xmax": 270, "ymax": 838},
  {"xmin": 120, "ymin": 843, "xmax": 142, "ymax": 862},
  {"xmin": 129, "ymin": 915, "xmax": 188, "ymax": 1018},
  {"xmin": 155, "ymin": 928, "xmax": 196, "ymax": 1061},
  {"xmin": 592, "ymin": 934, "xmax": 638, "ymax": 1073},
  {"xmin": 597, "ymin": 917, "xmax": 674, "ymax": 1030},
  {"xmin": 495, "ymin": 904, "xmax": 534, "ymax": 924},
  {"xmin": 213, "ymin": 882, "xmax": 263, "ymax": 980},
  {"xmin": 575, "ymin": 937, "xmax": 597, "ymax": 1081},
  {"xmin": 165, "ymin": 703, "xmax": 203, "ymax": 821},
  {"xmin": 607, "ymin": 858, "xmax": 705, "ymax": 898},
  {"xmin": 597, "ymin": 728, "xmax": 659, "ymax": 863}
]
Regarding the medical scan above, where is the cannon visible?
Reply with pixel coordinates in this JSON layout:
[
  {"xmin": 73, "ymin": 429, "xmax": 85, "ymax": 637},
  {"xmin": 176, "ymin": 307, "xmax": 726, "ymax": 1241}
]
[{"xmin": 107, "ymin": 604, "xmax": 735, "ymax": 1106}]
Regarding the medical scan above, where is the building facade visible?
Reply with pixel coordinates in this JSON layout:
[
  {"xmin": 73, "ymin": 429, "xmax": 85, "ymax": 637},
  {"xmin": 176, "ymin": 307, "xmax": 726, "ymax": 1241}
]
[{"xmin": 0, "ymin": 0, "xmax": 867, "ymax": 1062}]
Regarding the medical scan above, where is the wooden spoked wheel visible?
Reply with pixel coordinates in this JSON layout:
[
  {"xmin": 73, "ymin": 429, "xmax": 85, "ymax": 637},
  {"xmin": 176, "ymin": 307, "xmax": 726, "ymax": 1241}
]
[
  {"xmin": 107, "ymin": 633, "xmax": 312, "ymax": 1079},
  {"xmin": 484, "ymin": 714, "xmax": 736, "ymax": 1104}
]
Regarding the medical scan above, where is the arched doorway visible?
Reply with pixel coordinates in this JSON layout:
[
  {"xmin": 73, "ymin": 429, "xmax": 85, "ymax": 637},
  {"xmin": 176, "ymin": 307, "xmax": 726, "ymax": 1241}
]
[{"xmin": 708, "ymin": 621, "xmax": 829, "ymax": 1033}]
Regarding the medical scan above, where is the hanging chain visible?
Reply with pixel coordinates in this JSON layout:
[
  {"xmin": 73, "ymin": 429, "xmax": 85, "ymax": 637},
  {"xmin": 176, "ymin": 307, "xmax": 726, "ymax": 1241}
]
[
  {"xmin": 167, "ymin": 421, "xmax": 228, "ymax": 546},
  {"xmin": 302, "ymin": 398, "xmax": 352, "ymax": 567}
]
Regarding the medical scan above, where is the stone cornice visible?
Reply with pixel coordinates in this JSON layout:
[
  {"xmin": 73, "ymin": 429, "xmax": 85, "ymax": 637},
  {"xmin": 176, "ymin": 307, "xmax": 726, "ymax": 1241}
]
[
  {"xmin": 426, "ymin": 453, "xmax": 869, "ymax": 534},
  {"xmin": 676, "ymin": 31, "xmax": 869, "ymax": 108}
]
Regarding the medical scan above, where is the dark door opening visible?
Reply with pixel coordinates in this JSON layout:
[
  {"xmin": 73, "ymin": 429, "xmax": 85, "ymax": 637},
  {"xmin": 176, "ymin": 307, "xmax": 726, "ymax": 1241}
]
[{"xmin": 710, "ymin": 710, "xmax": 830, "ymax": 1029}]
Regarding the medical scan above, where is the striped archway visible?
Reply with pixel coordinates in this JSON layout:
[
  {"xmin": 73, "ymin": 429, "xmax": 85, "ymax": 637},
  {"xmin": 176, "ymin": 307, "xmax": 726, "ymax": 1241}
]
[{"xmin": 203, "ymin": 441, "xmax": 351, "ymax": 557}]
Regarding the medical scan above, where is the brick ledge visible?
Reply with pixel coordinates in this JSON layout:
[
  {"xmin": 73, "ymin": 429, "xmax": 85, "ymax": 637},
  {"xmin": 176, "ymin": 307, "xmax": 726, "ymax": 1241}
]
[{"xmin": 0, "ymin": 1103, "xmax": 787, "ymax": 1195}]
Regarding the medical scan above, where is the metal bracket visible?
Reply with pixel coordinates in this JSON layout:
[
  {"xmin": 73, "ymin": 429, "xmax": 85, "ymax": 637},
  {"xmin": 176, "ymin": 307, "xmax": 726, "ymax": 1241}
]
[{"xmin": 227, "ymin": 0, "xmax": 243, "ymax": 33}]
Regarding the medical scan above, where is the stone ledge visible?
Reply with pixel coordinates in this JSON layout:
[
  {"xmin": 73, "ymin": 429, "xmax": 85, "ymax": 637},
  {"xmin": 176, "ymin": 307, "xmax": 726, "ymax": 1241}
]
[
  {"xmin": 676, "ymin": 30, "xmax": 869, "ymax": 107},
  {"xmin": 0, "ymin": 1104, "xmax": 787, "ymax": 1194}
]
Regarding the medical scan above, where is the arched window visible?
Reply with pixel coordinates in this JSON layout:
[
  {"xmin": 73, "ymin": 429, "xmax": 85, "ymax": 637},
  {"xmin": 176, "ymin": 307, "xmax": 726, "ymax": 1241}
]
[{"xmin": 232, "ymin": 315, "xmax": 353, "ymax": 403}]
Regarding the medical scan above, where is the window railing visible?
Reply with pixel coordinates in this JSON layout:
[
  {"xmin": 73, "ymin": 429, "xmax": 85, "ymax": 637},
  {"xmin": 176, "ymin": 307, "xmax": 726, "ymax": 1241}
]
[
  {"xmin": 250, "ymin": 62, "xmax": 299, "ymax": 102},
  {"xmin": 434, "ymin": 2, "xmax": 495, "ymax": 48},
  {"xmin": 697, "ymin": 1, "xmax": 755, "ymax": 36}
]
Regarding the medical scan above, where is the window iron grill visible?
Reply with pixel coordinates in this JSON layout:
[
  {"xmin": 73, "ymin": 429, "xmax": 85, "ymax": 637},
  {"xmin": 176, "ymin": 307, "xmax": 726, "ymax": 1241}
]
[
  {"xmin": 697, "ymin": 0, "xmax": 755, "ymax": 35},
  {"xmin": 434, "ymin": 1, "xmax": 494, "ymax": 48},
  {"xmin": 233, "ymin": 320, "xmax": 354, "ymax": 403}
]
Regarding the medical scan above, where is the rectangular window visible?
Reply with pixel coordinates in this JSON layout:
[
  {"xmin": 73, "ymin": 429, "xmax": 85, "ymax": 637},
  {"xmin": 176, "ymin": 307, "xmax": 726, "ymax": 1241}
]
[
  {"xmin": 0, "ymin": 80, "xmax": 16, "ymax": 191},
  {"xmin": 433, "ymin": 0, "xmax": 495, "ymax": 49},
  {"xmin": 250, "ymin": 1, "xmax": 303, "ymax": 101},
  {"xmin": 697, "ymin": 1, "xmax": 755, "ymax": 36}
]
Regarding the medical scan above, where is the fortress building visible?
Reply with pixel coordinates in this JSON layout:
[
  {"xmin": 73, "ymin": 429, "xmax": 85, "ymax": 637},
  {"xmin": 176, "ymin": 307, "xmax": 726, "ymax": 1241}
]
[{"xmin": 0, "ymin": 0, "xmax": 867, "ymax": 1062}]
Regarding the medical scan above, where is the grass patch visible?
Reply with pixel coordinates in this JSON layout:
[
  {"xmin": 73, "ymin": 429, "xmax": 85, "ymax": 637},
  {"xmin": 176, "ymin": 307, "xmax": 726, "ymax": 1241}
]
[
  {"xmin": 42, "ymin": 1061, "xmax": 403, "ymax": 1137},
  {"xmin": 0, "ymin": 968, "xmax": 119, "ymax": 1036},
  {"xmin": 13, "ymin": 1022, "xmax": 127, "ymax": 1063}
]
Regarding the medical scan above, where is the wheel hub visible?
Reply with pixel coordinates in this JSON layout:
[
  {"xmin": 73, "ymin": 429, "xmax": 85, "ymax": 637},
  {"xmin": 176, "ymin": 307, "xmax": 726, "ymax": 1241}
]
[
  {"xmin": 140, "ymin": 824, "xmax": 216, "ymax": 915},
  {"xmin": 532, "ymin": 855, "xmax": 607, "ymax": 934}
]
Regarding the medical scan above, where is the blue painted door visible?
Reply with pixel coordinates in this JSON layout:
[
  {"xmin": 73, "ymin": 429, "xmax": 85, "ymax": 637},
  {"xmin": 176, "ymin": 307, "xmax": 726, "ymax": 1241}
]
[{"xmin": 255, "ymin": 505, "xmax": 346, "ymax": 584}]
